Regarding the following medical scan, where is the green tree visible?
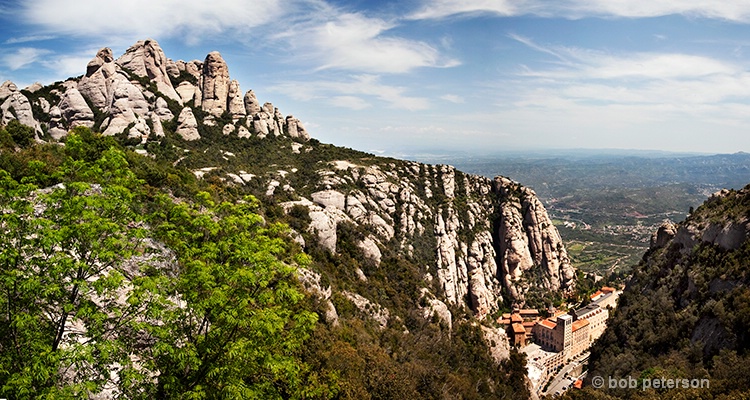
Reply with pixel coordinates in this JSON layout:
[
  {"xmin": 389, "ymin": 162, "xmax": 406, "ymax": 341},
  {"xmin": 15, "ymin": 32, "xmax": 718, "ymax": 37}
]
[
  {"xmin": 0, "ymin": 148, "xmax": 160, "ymax": 398},
  {"xmin": 147, "ymin": 193, "xmax": 318, "ymax": 399}
]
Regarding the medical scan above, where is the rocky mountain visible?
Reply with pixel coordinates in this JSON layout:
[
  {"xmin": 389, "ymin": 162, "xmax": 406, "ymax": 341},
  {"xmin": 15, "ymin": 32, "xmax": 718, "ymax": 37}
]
[
  {"xmin": 578, "ymin": 185, "xmax": 750, "ymax": 399},
  {"xmin": 0, "ymin": 38, "xmax": 575, "ymax": 398},
  {"xmin": 2, "ymin": 38, "xmax": 574, "ymax": 315}
]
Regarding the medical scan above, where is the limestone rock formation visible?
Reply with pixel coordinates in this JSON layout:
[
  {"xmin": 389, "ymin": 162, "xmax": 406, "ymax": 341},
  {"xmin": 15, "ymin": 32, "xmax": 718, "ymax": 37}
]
[
  {"xmin": 1, "ymin": 86, "xmax": 41, "ymax": 136},
  {"xmin": 286, "ymin": 116, "xmax": 310, "ymax": 140},
  {"xmin": 116, "ymin": 39, "xmax": 181, "ymax": 103},
  {"xmin": 493, "ymin": 177, "xmax": 575, "ymax": 301},
  {"xmin": 227, "ymin": 80, "xmax": 245, "ymax": 119},
  {"xmin": 102, "ymin": 79, "xmax": 150, "ymax": 136},
  {"xmin": 154, "ymin": 97, "xmax": 174, "ymax": 121},
  {"xmin": 175, "ymin": 81, "xmax": 200, "ymax": 105},
  {"xmin": 59, "ymin": 87, "xmax": 95, "ymax": 128},
  {"xmin": 176, "ymin": 107, "xmax": 200, "ymax": 141},
  {"xmin": 201, "ymin": 52, "xmax": 230, "ymax": 116},
  {"xmin": 650, "ymin": 220, "xmax": 677, "ymax": 249},
  {"xmin": 78, "ymin": 47, "xmax": 116, "ymax": 109},
  {"xmin": 244, "ymin": 90, "xmax": 261, "ymax": 115},
  {"xmin": 0, "ymin": 81, "xmax": 18, "ymax": 101}
]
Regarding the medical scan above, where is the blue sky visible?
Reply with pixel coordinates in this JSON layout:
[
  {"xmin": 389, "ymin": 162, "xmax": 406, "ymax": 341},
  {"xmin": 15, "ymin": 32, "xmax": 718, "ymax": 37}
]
[{"xmin": 2, "ymin": 0, "xmax": 750, "ymax": 155}]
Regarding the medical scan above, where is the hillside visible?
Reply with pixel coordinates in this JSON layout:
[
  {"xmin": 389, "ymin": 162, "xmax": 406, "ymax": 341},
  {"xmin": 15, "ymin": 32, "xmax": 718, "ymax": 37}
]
[
  {"xmin": 0, "ymin": 39, "xmax": 579, "ymax": 398},
  {"xmin": 572, "ymin": 185, "xmax": 750, "ymax": 399}
]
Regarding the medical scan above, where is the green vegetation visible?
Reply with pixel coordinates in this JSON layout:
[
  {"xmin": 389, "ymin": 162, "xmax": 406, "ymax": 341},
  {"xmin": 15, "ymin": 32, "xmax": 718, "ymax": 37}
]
[
  {"xmin": 0, "ymin": 127, "xmax": 319, "ymax": 398},
  {"xmin": 571, "ymin": 187, "xmax": 750, "ymax": 399},
  {"xmin": 0, "ymin": 123, "xmax": 530, "ymax": 399}
]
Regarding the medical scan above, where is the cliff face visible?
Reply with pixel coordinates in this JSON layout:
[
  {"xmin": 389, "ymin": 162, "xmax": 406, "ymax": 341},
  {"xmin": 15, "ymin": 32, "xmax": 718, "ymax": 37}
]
[{"xmin": 2, "ymin": 38, "xmax": 574, "ymax": 322}]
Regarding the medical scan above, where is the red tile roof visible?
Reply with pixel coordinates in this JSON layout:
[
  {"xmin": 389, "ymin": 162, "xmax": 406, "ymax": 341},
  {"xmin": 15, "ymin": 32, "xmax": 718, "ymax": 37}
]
[
  {"xmin": 539, "ymin": 319, "xmax": 557, "ymax": 329},
  {"xmin": 511, "ymin": 314, "xmax": 523, "ymax": 323},
  {"xmin": 590, "ymin": 290, "xmax": 603, "ymax": 299},
  {"xmin": 572, "ymin": 319, "xmax": 590, "ymax": 332},
  {"xmin": 601, "ymin": 286, "xmax": 616, "ymax": 293},
  {"xmin": 512, "ymin": 323, "xmax": 526, "ymax": 334}
]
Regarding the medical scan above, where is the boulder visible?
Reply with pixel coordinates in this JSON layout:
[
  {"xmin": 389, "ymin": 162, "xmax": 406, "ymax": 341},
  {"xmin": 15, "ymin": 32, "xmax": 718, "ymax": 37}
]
[
  {"xmin": 175, "ymin": 81, "xmax": 200, "ymax": 105},
  {"xmin": 0, "ymin": 81, "xmax": 18, "ymax": 101},
  {"xmin": 175, "ymin": 107, "xmax": 200, "ymax": 141},
  {"xmin": 165, "ymin": 58, "xmax": 180, "ymax": 78},
  {"xmin": 150, "ymin": 114, "xmax": 165, "ymax": 137},
  {"xmin": 651, "ymin": 220, "xmax": 677, "ymax": 249},
  {"xmin": 58, "ymin": 87, "xmax": 95, "ymax": 128},
  {"xmin": 24, "ymin": 82, "xmax": 43, "ymax": 93},
  {"xmin": 102, "ymin": 78, "xmax": 150, "ymax": 136},
  {"xmin": 154, "ymin": 97, "xmax": 174, "ymax": 121},
  {"xmin": 127, "ymin": 115, "xmax": 151, "ymax": 141},
  {"xmin": 237, "ymin": 125, "xmax": 251, "ymax": 138},
  {"xmin": 286, "ymin": 115, "xmax": 310, "ymax": 140},
  {"xmin": 222, "ymin": 124, "xmax": 235, "ymax": 135}
]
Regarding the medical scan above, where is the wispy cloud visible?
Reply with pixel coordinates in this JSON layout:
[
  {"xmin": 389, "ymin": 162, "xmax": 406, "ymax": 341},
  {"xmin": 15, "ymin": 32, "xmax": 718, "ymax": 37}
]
[
  {"xmin": 4, "ymin": 35, "xmax": 56, "ymax": 44},
  {"xmin": 410, "ymin": 0, "xmax": 750, "ymax": 22},
  {"xmin": 510, "ymin": 35, "xmax": 737, "ymax": 80},
  {"xmin": 279, "ymin": 11, "xmax": 460, "ymax": 73},
  {"xmin": 496, "ymin": 34, "xmax": 750, "ymax": 149},
  {"xmin": 440, "ymin": 94, "xmax": 464, "ymax": 103},
  {"xmin": 272, "ymin": 74, "xmax": 431, "ymax": 110},
  {"xmin": 2, "ymin": 47, "xmax": 53, "ymax": 70},
  {"xmin": 20, "ymin": 0, "xmax": 286, "ymax": 42},
  {"xmin": 409, "ymin": 0, "xmax": 518, "ymax": 20}
]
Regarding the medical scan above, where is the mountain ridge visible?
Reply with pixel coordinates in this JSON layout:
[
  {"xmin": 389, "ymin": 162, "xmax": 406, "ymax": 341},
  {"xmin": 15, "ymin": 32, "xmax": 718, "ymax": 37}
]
[{"xmin": 0, "ymin": 38, "xmax": 581, "ymax": 398}]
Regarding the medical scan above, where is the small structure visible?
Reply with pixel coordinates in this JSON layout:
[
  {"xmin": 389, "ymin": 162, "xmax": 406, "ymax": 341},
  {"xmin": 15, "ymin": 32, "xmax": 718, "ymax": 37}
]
[{"xmin": 499, "ymin": 307, "xmax": 542, "ymax": 348}]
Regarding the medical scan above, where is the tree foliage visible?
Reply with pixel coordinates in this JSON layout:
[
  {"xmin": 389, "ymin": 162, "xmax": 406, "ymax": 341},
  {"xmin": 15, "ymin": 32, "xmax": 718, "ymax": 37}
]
[{"xmin": 0, "ymin": 129, "xmax": 319, "ymax": 399}]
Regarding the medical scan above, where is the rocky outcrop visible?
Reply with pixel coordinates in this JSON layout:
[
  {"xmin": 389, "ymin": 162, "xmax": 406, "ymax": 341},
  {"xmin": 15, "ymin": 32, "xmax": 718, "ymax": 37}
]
[
  {"xmin": 1, "ymin": 84, "xmax": 41, "ymax": 137},
  {"xmin": 2, "ymin": 39, "xmax": 313, "ymax": 144},
  {"xmin": 227, "ymin": 80, "xmax": 245, "ymax": 119},
  {"xmin": 0, "ymin": 81, "xmax": 18, "ymax": 101},
  {"xmin": 244, "ymin": 90, "xmax": 261, "ymax": 115},
  {"xmin": 102, "ymin": 79, "xmax": 150, "ymax": 136},
  {"xmin": 277, "ymin": 161, "xmax": 574, "ymax": 319},
  {"xmin": 650, "ymin": 220, "xmax": 677, "ymax": 249},
  {"xmin": 59, "ymin": 87, "xmax": 95, "ymax": 128},
  {"xmin": 116, "ymin": 39, "xmax": 181, "ymax": 103},
  {"xmin": 78, "ymin": 48, "xmax": 116, "ymax": 109},
  {"xmin": 201, "ymin": 52, "xmax": 230, "ymax": 117},
  {"xmin": 493, "ymin": 177, "xmax": 575, "ymax": 301},
  {"xmin": 286, "ymin": 116, "xmax": 310, "ymax": 140},
  {"xmin": 175, "ymin": 107, "xmax": 200, "ymax": 141}
]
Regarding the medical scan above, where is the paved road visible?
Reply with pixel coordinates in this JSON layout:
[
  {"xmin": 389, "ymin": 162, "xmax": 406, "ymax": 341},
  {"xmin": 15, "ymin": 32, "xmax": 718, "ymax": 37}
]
[{"xmin": 542, "ymin": 352, "xmax": 589, "ymax": 397}]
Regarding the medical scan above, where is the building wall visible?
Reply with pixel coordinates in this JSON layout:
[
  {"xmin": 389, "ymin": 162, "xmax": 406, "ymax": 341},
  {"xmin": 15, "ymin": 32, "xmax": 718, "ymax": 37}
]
[{"xmin": 577, "ymin": 305, "xmax": 609, "ymax": 343}]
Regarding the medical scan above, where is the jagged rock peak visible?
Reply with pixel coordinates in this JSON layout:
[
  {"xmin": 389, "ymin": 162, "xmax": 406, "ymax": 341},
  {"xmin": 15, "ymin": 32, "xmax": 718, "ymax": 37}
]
[
  {"xmin": 0, "ymin": 81, "xmax": 18, "ymax": 101},
  {"xmin": 201, "ymin": 51, "xmax": 230, "ymax": 117},
  {"xmin": 116, "ymin": 39, "xmax": 181, "ymax": 103},
  {"xmin": 650, "ymin": 220, "xmax": 677, "ymax": 249},
  {"xmin": 78, "ymin": 47, "xmax": 118, "ymax": 110}
]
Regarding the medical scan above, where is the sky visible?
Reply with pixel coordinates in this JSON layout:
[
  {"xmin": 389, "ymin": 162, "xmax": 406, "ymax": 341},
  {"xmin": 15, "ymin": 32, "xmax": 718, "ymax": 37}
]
[{"xmin": 1, "ymin": 0, "xmax": 750, "ymax": 155}]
